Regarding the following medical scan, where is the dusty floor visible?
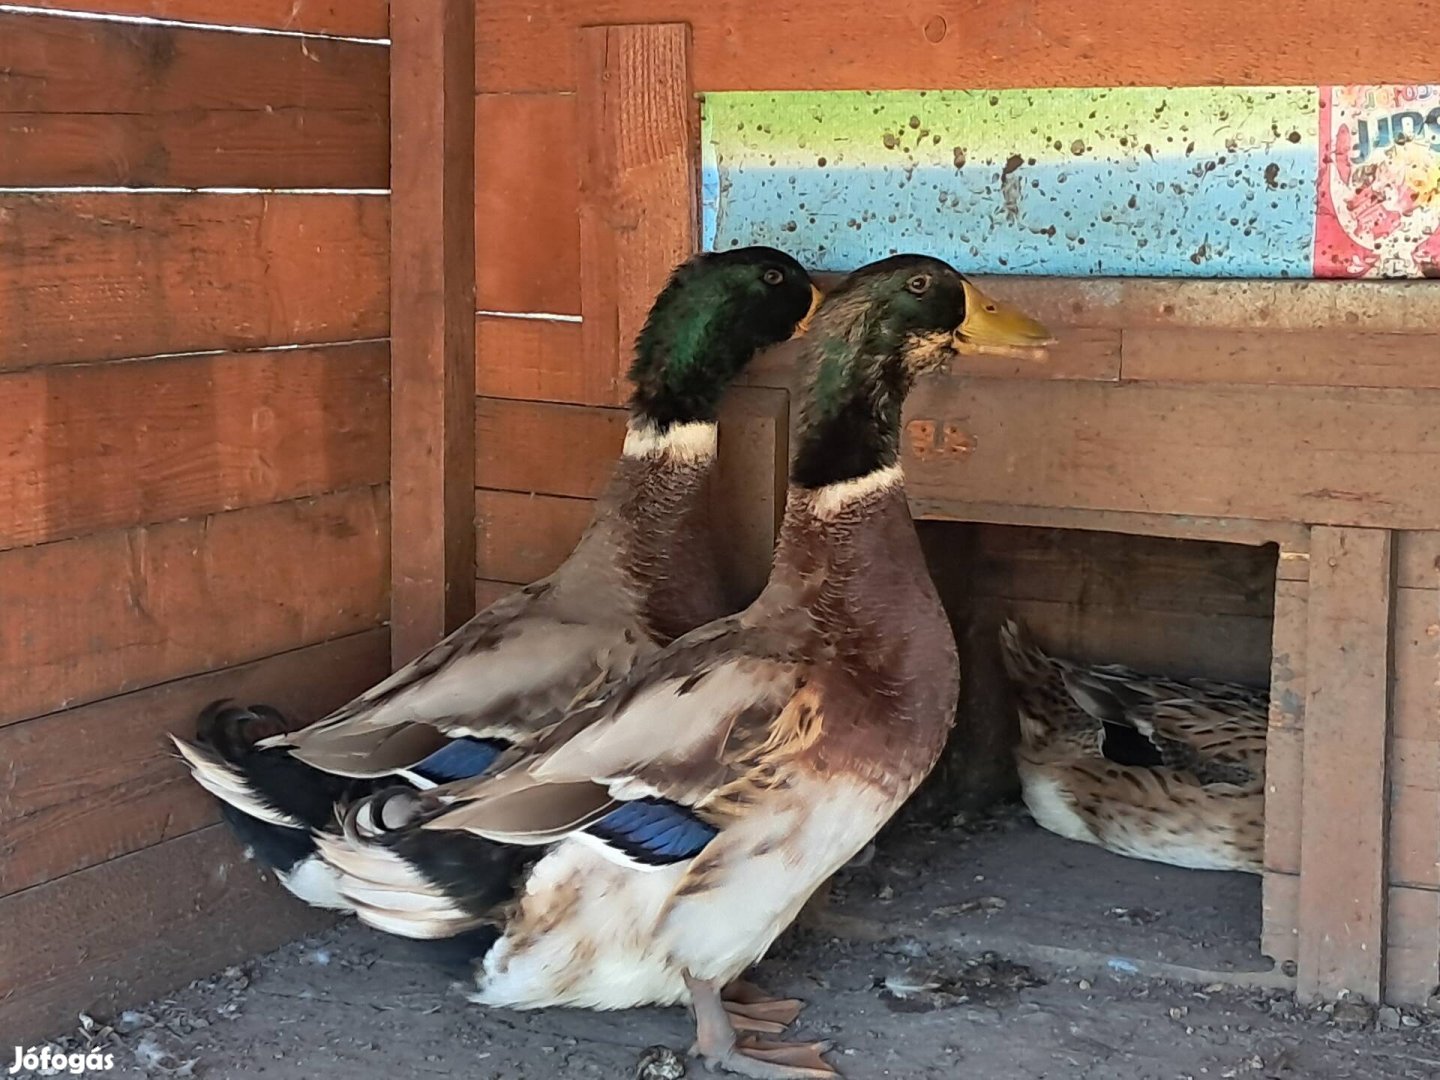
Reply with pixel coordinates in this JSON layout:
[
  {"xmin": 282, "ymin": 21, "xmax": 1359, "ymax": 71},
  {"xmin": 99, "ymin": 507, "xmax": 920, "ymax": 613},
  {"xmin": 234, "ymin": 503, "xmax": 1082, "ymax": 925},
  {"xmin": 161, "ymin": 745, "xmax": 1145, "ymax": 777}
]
[{"xmin": 23, "ymin": 812, "xmax": 1440, "ymax": 1080}]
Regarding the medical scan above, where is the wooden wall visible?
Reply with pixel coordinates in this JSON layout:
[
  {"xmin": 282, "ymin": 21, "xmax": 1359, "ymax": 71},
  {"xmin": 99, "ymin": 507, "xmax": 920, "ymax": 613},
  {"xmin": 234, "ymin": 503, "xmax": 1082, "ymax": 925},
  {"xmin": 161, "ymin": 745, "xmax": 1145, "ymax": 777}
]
[{"xmin": 0, "ymin": 4, "xmax": 392, "ymax": 1041}]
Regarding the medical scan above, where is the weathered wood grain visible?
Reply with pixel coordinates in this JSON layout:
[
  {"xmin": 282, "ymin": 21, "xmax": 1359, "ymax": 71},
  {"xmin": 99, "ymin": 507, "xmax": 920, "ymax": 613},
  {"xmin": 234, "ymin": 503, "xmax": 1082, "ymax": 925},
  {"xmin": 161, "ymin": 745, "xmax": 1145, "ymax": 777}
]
[
  {"xmin": 577, "ymin": 23, "xmax": 697, "ymax": 406},
  {"xmin": 1122, "ymin": 330, "xmax": 1440, "ymax": 390},
  {"xmin": 1296, "ymin": 527, "xmax": 1392, "ymax": 1003},
  {"xmin": 0, "ymin": 194, "xmax": 389, "ymax": 370},
  {"xmin": 0, "ymin": 12, "xmax": 387, "ymax": 187},
  {"xmin": 19, "ymin": 1, "xmax": 389, "ymax": 37},
  {"xmin": 476, "ymin": 315, "xmax": 586, "ymax": 401},
  {"xmin": 0, "ymin": 629, "xmax": 389, "ymax": 898},
  {"xmin": 0, "ymin": 343, "xmax": 389, "ymax": 550},
  {"xmin": 476, "ymin": 397, "xmax": 627, "ymax": 499},
  {"xmin": 389, "ymin": 0, "xmax": 476, "ymax": 665},
  {"xmin": 1385, "ymin": 885, "xmax": 1440, "ymax": 1006},
  {"xmin": 475, "ymin": 488, "xmax": 593, "ymax": 583},
  {"xmin": 0, "ymin": 825, "xmax": 333, "ymax": 1044},
  {"xmin": 0, "ymin": 488, "xmax": 390, "ymax": 726}
]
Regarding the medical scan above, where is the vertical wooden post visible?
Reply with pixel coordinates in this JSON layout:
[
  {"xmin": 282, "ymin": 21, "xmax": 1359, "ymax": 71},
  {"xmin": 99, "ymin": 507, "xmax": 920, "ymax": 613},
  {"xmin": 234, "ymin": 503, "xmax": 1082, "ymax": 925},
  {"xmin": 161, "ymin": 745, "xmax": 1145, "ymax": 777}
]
[
  {"xmin": 577, "ymin": 23, "xmax": 698, "ymax": 406},
  {"xmin": 1296, "ymin": 526, "xmax": 1393, "ymax": 1002},
  {"xmin": 389, "ymin": 0, "xmax": 476, "ymax": 667}
]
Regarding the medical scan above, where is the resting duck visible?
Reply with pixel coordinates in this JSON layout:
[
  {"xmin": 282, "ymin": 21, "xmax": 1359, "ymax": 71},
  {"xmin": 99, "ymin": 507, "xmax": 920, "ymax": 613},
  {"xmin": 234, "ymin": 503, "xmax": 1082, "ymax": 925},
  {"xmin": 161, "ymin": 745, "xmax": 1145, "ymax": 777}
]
[
  {"xmin": 171, "ymin": 247, "xmax": 821, "ymax": 911},
  {"xmin": 315, "ymin": 256, "xmax": 1052, "ymax": 1078},
  {"xmin": 999, "ymin": 618, "xmax": 1267, "ymax": 873}
]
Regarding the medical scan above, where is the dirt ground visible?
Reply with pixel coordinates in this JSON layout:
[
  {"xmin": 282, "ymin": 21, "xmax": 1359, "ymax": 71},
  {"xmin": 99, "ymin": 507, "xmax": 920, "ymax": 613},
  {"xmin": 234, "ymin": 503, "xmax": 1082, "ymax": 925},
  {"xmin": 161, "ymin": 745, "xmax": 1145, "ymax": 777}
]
[{"xmin": 21, "ymin": 812, "xmax": 1440, "ymax": 1080}]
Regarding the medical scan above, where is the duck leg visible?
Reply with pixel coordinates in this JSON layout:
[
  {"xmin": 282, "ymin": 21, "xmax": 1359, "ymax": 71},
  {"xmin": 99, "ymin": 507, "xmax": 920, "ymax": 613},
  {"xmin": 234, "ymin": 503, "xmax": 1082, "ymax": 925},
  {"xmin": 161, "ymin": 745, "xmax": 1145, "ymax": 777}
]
[
  {"xmin": 723, "ymin": 979, "xmax": 805, "ymax": 1032},
  {"xmin": 687, "ymin": 973, "xmax": 837, "ymax": 1079}
]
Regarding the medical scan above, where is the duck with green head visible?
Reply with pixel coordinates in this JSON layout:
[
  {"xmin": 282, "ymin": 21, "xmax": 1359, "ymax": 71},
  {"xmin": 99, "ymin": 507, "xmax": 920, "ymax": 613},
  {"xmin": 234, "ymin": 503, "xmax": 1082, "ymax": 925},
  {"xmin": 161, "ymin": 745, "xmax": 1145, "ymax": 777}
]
[
  {"xmin": 313, "ymin": 255, "xmax": 1051, "ymax": 1078},
  {"xmin": 170, "ymin": 247, "xmax": 821, "ymax": 917}
]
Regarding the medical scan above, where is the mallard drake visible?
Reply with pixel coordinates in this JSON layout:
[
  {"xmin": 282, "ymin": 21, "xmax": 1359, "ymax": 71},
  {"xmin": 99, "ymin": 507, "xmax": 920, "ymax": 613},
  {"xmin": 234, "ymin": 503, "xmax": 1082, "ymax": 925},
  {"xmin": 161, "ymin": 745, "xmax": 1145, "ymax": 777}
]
[
  {"xmin": 998, "ymin": 618, "xmax": 1267, "ymax": 873},
  {"xmin": 171, "ymin": 247, "xmax": 822, "ymax": 912},
  {"xmin": 313, "ymin": 256, "xmax": 1052, "ymax": 1078}
]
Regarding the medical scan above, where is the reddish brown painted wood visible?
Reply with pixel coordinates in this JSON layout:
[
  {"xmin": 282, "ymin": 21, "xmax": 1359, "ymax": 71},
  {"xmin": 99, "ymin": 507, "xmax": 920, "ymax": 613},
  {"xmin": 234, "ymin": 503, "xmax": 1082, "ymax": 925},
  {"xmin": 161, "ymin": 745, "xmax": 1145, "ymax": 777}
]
[
  {"xmin": 389, "ymin": 0, "xmax": 476, "ymax": 666},
  {"xmin": 709, "ymin": 387, "xmax": 789, "ymax": 606},
  {"xmin": 0, "ymin": 343, "xmax": 389, "ymax": 551},
  {"xmin": 0, "ymin": 825, "xmax": 332, "ymax": 1044},
  {"xmin": 477, "ymin": 0, "xmax": 1435, "ymax": 92},
  {"xmin": 904, "ymin": 379, "xmax": 1440, "ymax": 531},
  {"xmin": 475, "ymin": 489, "xmax": 593, "ymax": 583},
  {"xmin": 1296, "ymin": 526, "xmax": 1392, "ymax": 1003},
  {"xmin": 475, "ymin": 578, "xmax": 523, "ymax": 610},
  {"xmin": 475, "ymin": 94, "xmax": 581, "ymax": 316},
  {"xmin": 0, "ymin": 12, "xmax": 387, "ymax": 187},
  {"xmin": 1385, "ymin": 886, "xmax": 1440, "ymax": 1006},
  {"xmin": 577, "ymin": 23, "xmax": 697, "ymax": 406},
  {"xmin": 0, "ymin": 194, "xmax": 389, "ymax": 371},
  {"xmin": 476, "ymin": 397, "xmax": 626, "ymax": 499},
  {"xmin": 476, "ymin": 315, "xmax": 587, "ymax": 402},
  {"xmin": 0, "ymin": 488, "xmax": 389, "ymax": 727},
  {"xmin": 1122, "ymin": 330, "xmax": 1440, "ymax": 390},
  {"xmin": 0, "ymin": 629, "xmax": 389, "ymax": 899},
  {"xmin": 21, "ymin": 1, "xmax": 389, "ymax": 36}
]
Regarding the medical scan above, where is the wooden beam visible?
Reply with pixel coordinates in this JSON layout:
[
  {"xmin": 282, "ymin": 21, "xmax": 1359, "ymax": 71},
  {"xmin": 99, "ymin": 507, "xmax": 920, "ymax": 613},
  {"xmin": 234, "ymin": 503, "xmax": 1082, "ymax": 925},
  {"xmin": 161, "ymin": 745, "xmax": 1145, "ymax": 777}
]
[
  {"xmin": 577, "ymin": 23, "xmax": 697, "ymax": 406},
  {"xmin": 1296, "ymin": 526, "xmax": 1394, "ymax": 1002},
  {"xmin": 389, "ymin": 0, "xmax": 476, "ymax": 666}
]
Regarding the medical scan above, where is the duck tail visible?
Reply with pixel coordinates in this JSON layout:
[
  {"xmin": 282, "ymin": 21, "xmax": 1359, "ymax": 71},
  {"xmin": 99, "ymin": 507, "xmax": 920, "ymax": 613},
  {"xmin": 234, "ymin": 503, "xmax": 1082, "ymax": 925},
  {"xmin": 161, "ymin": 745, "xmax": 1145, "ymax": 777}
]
[
  {"xmin": 171, "ymin": 700, "xmax": 370, "ymax": 909},
  {"xmin": 997, "ymin": 618, "xmax": 1086, "ymax": 745},
  {"xmin": 312, "ymin": 787, "xmax": 531, "ymax": 971}
]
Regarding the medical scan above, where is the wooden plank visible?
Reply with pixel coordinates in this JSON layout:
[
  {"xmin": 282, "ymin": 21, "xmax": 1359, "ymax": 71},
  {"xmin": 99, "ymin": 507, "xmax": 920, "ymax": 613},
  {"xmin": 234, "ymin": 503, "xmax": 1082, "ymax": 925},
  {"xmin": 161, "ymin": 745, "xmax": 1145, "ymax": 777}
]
[
  {"xmin": 475, "ymin": 489, "xmax": 593, "ymax": 584},
  {"xmin": 1397, "ymin": 531, "xmax": 1440, "ymax": 591},
  {"xmin": 1264, "ymin": 578, "xmax": 1308, "ymax": 879},
  {"xmin": 0, "ymin": 194, "xmax": 389, "ymax": 371},
  {"xmin": 477, "ymin": 0, "xmax": 1436, "ymax": 93},
  {"xmin": 1393, "ymin": 586, "xmax": 1440, "ymax": 741},
  {"xmin": 1262, "ymin": 872, "xmax": 1299, "ymax": 967},
  {"xmin": 0, "ymin": 825, "xmax": 332, "ymax": 1044},
  {"xmin": 0, "ymin": 343, "xmax": 389, "ymax": 551},
  {"xmin": 475, "ymin": 94, "xmax": 581, "ymax": 316},
  {"xmin": 0, "ymin": 629, "xmax": 389, "ymax": 899},
  {"xmin": 577, "ymin": 23, "xmax": 697, "ymax": 406},
  {"xmin": 0, "ymin": 12, "xmax": 387, "ymax": 188},
  {"xmin": 904, "ymin": 379, "xmax": 1440, "ymax": 532},
  {"xmin": 1296, "ymin": 526, "xmax": 1392, "ymax": 1003},
  {"xmin": 476, "ymin": 397, "xmax": 626, "ymax": 499},
  {"xmin": 388, "ymin": 0, "xmax": 476, "ymax": 666},
  {"xmin": 0, "ymin": 487, "xmax": 389, "ymax": 727},
  {"xmin": 1389, "ymin": 746, "xmax": 1439, "ymax": 890},
  {"xmin": 1385, "ymin": 885, "xmax": 1440, "ymax": 1006},
  {"xmin": 476, "ymin": 315, "xmax": 586, "ymax": 402},
  {"xmin": 20, "ymin": 1, "xmax": 389, "ymax": 37},
  {"xmin": 906, "ymin": 497, "xmax": 1311, "ymax": 552},
  {"xmin": 1123, "ymin": 330, "xmax": 1440, "ymax": 390},
  {"xmin": 710, "ymin": 387, "xmax": 789, "ymax": 607},
  {"xmin": 475, "ymin": 578, "xmax": 522, "ymax": 610}
]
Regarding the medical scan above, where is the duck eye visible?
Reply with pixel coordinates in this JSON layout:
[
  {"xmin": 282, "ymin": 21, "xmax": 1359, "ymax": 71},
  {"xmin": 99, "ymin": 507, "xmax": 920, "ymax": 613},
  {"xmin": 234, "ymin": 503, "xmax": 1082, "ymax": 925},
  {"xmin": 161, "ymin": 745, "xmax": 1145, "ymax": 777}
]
[
  {"xmin": 762, "ymin": 268, "xmax": 784, "ymax": 286},
  {"xmin": 905, "ymin": 274, "xmax": 932, "ymax": 296}
]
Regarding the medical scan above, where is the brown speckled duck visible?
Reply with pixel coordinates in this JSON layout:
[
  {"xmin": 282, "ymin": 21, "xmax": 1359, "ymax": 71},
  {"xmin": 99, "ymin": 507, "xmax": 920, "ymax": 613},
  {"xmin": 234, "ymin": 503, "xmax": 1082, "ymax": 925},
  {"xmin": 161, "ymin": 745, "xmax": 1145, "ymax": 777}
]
[
  {"xmin": 170, "ymin": 247, "xmax": 821, "ymax": 912},
  {"xmin": 999, "ymin": 618, "xmax": 1267, "ymax": 874},
  {"xmin": 311, "ymin": 256, "xmax": 1052, "ymax": 1078}
]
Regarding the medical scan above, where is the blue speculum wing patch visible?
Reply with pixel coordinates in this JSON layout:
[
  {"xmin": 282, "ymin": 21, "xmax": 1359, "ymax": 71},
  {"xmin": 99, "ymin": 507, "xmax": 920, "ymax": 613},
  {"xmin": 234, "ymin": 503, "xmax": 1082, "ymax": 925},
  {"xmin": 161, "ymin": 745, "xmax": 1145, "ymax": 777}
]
[
  {"xmin": 410, "ymin": 737, "xmax": 508, "ymax": 783},
  {"xmin": 588, "ymin": 798, "xmax": 719, "ymax": 865},
  {"xmin": 701, "ymin": 88, "xmax": 1329, "ymax": 278}
]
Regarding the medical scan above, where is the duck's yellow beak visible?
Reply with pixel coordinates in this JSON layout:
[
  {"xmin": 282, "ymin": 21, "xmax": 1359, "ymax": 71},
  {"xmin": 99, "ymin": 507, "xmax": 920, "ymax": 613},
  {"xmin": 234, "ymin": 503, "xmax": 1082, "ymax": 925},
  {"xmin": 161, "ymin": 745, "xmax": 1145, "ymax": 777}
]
[
  {"xmin": 791, "ymin": 283, "xmax": 825, "ymax": 338},
  {"xmin": 954, "ymin": 280, "xmax": 1055, "ymax": 359}
]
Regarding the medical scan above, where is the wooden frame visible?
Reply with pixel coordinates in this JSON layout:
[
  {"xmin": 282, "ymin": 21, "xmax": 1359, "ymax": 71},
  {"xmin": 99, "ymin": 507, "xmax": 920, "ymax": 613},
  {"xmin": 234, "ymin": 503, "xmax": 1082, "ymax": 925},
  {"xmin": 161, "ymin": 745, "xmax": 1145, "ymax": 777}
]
[{"xmin": 390, "ymin": 0, "xmax": 478, "ymax": 665}]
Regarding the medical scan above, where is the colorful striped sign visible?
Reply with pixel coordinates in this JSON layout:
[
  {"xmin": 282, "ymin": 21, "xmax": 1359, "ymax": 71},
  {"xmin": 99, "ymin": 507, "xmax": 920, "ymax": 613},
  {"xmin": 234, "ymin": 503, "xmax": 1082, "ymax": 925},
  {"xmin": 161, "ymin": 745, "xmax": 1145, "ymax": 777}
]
[{"xmin": 701, "ymin": 87, "xmax": 1440, "ymax": 278}]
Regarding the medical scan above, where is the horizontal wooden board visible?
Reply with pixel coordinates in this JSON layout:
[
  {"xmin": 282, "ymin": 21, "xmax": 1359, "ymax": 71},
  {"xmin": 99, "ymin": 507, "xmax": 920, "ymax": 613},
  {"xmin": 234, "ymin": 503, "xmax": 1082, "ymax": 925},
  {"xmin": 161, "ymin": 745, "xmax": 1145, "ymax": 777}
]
[
  {"xmin": 476, "ymin": 0, "xmax": 1435, "ymax": 92},
  {"xmin": 1394, "ymin": 586, "xmax": 1440, "ymax": 741},
  {"xmin": 476, "ymin": 314, "xmax": 586, "ymax": 401},
  {"xmin": 19, "ymin": 1, "xmax": 389, "ymax": 37},
  {"xmin": 475, "ymin": 488, "xmax": 592, "ymax": 583},
  {"xmin": 0, "ymin": 629, "xmax": 388, "ymax": 898},
  {"xmin": 1386, "ymin": 885, "xmax": 1440, "ymax": 1006},
  {"xmin": 0, "ymin": 487, "xmax": 389, "ymax": 726},
  {"xmin": 0, "ymin": 825, "xmax": 332, "ymax": 1044},
  {"xmin": 0, "ymin": 194, "xmax": 389, "ymax": 371},
  {"xmin": 475, "ymin": 578, "xmax": 522, "ymax": 610},
  {"xmin": 1, "ymin": 342, "xmax": 389, "ymax": 550},
  {"xmin": 1390, "ymin": 747, "xmax": 1439, "ymax": 890},
  {"xmin": 476, "ymin": 397, "xmax": 625, "ymax": 498},
  {"xmin": 905, "ymin": 378, "xmax": 1440, "ymax": 531},
  {"xmin": 0, "ymin": 11, "xmax": 387, "ymax": 187},
  {"xmin": 1123, "ymin": 330, "xmax": 1440, "ymax": 389},
  {"xmin": 1397, "ymin": 531, "xmax": 1440, "ymax": 590},
  {"xmin": 475, "ymin": 93, "xmax": 580, "ymax": 314}
]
